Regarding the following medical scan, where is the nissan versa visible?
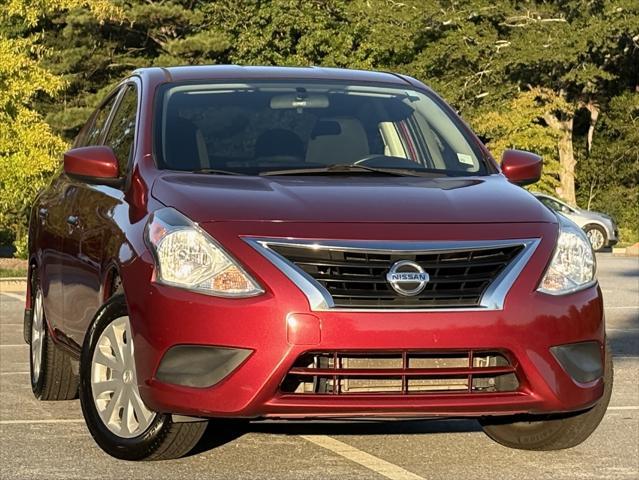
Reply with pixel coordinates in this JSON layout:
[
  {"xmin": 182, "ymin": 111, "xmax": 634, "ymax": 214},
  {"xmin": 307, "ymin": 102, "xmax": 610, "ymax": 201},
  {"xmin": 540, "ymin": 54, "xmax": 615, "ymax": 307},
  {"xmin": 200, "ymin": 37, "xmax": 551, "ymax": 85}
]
[{"xmin": 25, "ymin": 66, "xmax": 612, "ymax": 461}]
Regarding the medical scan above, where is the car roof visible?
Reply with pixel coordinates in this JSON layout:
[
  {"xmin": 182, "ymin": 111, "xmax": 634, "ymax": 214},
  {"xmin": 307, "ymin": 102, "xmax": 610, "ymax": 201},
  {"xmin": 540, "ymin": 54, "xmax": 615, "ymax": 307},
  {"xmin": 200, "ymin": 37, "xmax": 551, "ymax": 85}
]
[{"xmin": 134, "ymin": 65, "xmax": 418, "ymax": 88}]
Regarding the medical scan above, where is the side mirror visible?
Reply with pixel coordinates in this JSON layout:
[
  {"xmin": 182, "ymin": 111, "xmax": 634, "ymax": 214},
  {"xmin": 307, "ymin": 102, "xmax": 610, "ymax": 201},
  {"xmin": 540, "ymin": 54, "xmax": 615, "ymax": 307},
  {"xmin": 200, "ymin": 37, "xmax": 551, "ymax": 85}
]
[
  {"xmin": 500, "ymin": 149, "xmax": 542, "ymax": 186},
  {"xmin": 63, "ymin": 146, "xmax": 121, "ymax": 186}
]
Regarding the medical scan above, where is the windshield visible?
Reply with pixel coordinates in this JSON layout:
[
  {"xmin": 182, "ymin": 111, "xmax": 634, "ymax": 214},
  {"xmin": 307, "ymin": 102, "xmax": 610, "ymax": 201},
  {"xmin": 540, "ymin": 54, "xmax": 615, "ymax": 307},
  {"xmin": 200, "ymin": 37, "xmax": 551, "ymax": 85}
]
[{"xmin": 154, "ymin": 81, "xmax": 488, "ymax": 176}]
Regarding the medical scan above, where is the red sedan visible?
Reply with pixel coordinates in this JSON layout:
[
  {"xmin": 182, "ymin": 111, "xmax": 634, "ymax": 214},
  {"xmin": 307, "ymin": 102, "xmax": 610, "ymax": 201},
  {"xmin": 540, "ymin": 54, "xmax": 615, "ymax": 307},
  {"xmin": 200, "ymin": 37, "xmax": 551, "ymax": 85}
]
[{"xmin": 25, "ymin": 66, "xmax": 611, "ymax": 460}]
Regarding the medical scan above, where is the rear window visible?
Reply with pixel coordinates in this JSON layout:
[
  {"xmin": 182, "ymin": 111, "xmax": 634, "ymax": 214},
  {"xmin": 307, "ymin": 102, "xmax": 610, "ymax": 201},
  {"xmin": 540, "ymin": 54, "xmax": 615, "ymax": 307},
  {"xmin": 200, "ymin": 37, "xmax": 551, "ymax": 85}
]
[{"xmin": 154, "ymin": 81, "xmax": 488, "ymax": 176}]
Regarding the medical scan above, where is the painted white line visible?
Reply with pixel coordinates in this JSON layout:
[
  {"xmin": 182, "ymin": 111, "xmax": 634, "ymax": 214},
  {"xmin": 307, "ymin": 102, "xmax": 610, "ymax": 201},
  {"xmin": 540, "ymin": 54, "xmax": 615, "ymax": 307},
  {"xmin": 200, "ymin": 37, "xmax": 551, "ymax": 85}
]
[
  {"xmin": 301, "ymin": 435, "xmax": 425, "ymax": 480},
  {"xmin": 607, "ymin": 328, "xmax": 639, "ymax": 332},
  {"xmin": 0, "ymin": 324, "xmax": 22, "ymax": 326},
  {"xmin": 0, "ymin": 419, "xmax": 84, "ymax": 425},
  {"xmin": 0, "ymin": 292, "xmax": 24, "ymax": 302},
  {"xmin": 0, "ymin": 371, "xmax": 29, "ymax": 375},
  {"xmin": 606, "ymin": 306, "xmax": 639, "ymax": 310},
  {"xmin": 0, "ymin": 344, "xmax": 27, "ymax": 348},
  {"xmin": 608, "ymin": 406, "xmax": 639, "ymax": 411}
]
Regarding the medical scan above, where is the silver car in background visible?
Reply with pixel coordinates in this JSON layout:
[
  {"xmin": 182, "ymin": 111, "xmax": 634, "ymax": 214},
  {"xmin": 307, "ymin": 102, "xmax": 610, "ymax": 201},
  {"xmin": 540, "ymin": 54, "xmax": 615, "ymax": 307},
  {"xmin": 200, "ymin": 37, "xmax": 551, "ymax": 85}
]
[{"xmin": 533, "ymin": 193, "xmax": 618, "ymax": 251}]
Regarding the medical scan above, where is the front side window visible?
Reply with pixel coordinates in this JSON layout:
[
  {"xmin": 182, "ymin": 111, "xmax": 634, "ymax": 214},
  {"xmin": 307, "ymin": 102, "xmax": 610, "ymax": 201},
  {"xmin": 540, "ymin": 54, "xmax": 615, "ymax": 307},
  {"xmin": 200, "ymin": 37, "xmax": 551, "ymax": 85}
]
[
  {"xmin": 154, "ymin": 82, "xmax": 488, "ymax": 176},
  {"xmin": 81, "ymin": 93, "xmax": 118, "ymax": 147},
  {"xmin": 105, "ymin": 85, "xmax": 137, "ymax": 175}
]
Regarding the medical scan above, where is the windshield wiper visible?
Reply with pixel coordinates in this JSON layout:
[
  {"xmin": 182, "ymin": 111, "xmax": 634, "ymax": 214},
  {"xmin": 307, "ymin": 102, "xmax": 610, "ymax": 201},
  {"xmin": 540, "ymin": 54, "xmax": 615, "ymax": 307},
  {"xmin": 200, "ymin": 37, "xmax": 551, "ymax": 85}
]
[
  {"xmin": 260, "ymin": 164, "xmax": 430, "ymax": 177},
  {"xmin": 191, "ymin": 168, "xmax": 244, "ymax": 176}
]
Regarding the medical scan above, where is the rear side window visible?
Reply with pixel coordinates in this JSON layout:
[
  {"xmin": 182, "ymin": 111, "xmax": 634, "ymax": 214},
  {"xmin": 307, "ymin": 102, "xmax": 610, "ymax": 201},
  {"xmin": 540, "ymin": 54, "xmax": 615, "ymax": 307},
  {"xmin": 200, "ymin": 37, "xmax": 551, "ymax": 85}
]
[{"xmin": 105, "ymin": 85, "xmax": 137, "ymax": 175}]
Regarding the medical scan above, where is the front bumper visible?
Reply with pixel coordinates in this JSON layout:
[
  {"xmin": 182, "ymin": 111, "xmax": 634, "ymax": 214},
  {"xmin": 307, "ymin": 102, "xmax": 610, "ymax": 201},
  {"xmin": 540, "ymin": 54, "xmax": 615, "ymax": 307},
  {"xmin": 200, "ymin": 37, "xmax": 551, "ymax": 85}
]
[{"xmin": 124, "ymin": 222, "xmax": 606, "ymax": 419}]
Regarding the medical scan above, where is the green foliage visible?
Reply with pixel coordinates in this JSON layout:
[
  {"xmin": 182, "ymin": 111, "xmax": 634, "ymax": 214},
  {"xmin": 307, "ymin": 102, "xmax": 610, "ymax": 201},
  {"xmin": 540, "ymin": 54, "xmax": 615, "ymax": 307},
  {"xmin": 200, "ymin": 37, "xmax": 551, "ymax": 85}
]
[
  {"xmin": 473, "ymin": 88, "xmax": 565, "ymax": 194},
  {"xmin": 0, "ymin": 0, "xmax": 121, "ymax": 256},
  {"xmin": 0, "ymin": 34, "xmax": 67, "ymax": 257},
  {"xmin": 1, "ymin": 0, "xmax": 638, "ymax": 255},
  {"xmin": 576, "ymin": 91, "xmax": 639, "ymax": 242}
]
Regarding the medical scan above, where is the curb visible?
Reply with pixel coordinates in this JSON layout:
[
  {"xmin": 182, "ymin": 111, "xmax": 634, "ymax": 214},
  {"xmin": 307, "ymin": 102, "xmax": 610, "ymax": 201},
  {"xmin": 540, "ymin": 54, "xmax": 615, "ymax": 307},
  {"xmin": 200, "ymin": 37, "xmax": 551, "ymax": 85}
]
[
  {"xmin": 612, "ymin": 247, "xmax": 639, "ymax": 257},
  {"xmin": 0, "ymin": 277, "xmax": 27, "ymax": 293}
]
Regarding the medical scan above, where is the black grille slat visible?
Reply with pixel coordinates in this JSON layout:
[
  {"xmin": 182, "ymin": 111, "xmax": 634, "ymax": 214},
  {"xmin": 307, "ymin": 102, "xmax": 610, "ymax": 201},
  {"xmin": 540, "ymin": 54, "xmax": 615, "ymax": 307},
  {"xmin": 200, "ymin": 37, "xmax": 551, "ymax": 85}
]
[
  {"xmin": 280, "ymin": 350, "xmax": 520, "ymax": 395},
  {"xmin": 271, "ymin": 243, "xmax": 524, "ymax": 309}
]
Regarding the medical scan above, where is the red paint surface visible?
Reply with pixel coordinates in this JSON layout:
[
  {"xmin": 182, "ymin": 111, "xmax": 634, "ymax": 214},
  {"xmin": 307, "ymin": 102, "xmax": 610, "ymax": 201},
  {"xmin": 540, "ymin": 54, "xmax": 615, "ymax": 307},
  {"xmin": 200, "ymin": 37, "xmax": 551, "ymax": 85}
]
[{"xmin": 63, "ymin": 146, "xmax": 119, "ymax": 180}]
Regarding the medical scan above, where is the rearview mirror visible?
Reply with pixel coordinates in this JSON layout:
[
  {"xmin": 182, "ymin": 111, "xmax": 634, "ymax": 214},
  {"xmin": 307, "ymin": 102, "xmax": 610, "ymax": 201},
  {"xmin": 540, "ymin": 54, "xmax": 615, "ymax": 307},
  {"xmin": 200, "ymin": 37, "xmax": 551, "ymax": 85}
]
[
  {"xmin": 270, "ymin": 93, "xmax": 329, "ymax": 110},
  {"xmin": 500, "ymin": 149, "xmax": 542, "ymax": 186},
  {"xmin": 63, "ymin": 146, "xmax": 122, "ymax": 186}
]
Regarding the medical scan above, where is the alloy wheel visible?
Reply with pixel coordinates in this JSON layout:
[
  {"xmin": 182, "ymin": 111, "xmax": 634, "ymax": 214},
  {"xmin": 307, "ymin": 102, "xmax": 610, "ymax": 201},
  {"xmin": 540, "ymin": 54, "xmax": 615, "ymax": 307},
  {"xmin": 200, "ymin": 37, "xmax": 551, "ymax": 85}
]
[
  {"xmin": 587, "ymin": 229, "xmax": 605, "ymax": 251},
  {"xmin": 90, "ymin": 316, "xmax": 156, "ymax": 438},
  {"xmin": 30, "ymin": 289, "xmax": 45, "ymax": 382}
]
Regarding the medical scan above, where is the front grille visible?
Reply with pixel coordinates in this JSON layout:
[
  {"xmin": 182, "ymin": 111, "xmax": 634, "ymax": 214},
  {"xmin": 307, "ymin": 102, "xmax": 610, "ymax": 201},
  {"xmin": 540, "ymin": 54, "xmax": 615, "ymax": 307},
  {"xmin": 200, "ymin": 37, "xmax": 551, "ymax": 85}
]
[
  {"xmin": 281, "ymin": 350, "xmax": 519, "ymax": 395},
  {"xmin": 269, "ymin": 243, "xmax": 524, "ymax": 308}
]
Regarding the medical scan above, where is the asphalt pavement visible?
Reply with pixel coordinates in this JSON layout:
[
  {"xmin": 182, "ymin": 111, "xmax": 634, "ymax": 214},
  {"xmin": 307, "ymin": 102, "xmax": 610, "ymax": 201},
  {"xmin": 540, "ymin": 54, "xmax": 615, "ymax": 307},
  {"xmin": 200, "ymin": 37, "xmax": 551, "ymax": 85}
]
[{"xmin": 1, "ymin": 252, "xmax": 637, "ymax": 480}]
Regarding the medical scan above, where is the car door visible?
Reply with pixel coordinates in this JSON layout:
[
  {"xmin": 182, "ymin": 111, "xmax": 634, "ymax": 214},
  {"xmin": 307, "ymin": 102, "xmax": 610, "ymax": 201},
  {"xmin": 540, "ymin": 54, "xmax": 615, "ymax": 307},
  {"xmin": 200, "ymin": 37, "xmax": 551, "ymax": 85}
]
[
  {"xmin": 36, "ymin": 173, "xmax": 72, "ymax": 333},
  {"xmin": 62, "ymin": 83, "xmax": 138, "ymax": 346},
  {"xmin": 59, "ymin": 90, "xmax": 122, "ymax": 348}
]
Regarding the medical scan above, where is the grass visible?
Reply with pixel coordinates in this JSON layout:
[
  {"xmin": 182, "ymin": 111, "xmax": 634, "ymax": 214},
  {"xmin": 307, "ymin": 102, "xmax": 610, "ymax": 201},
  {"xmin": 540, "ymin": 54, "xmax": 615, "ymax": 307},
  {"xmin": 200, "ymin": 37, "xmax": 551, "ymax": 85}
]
[
  {"xmin": 0, "ymin": 267, "xmax": 27, "ymax": 278},
  {"xmin": 617, "ymin": 227, "xmax": 639, "ymax": 249},
  {"xmin": 0, "ymin": 258, "xmax": 28, "ymax": 278}
]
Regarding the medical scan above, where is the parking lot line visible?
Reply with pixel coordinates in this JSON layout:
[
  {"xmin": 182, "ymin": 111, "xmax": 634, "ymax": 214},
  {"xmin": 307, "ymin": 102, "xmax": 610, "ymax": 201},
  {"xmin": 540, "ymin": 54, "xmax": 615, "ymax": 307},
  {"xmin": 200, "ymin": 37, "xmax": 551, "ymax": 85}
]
[
  {"xmin": 607, "ymin": 406, "xmax": 639, "ymax": 411},
  {"xmin": 0, "ymin": 371, "xmax": 28, "ymax": 375},
  {"xmin": 301, "ymin": 434, "xmax": 425, "ymax": 480},
  {"xmin": 0, "ymin": 292, "xmax": 24, "ymax": 301},
  {"xmin": 0, "ymin": 419, "xmax": 84, "ymax": 425}
]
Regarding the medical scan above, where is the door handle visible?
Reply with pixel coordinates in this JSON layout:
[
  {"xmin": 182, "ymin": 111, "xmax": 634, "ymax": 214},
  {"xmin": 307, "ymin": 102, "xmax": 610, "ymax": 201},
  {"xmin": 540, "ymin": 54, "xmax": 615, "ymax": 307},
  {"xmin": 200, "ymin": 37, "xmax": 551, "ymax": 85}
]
[{"xmin": 66, "ymin": 215, "xmax": 80, "ymax": 227}]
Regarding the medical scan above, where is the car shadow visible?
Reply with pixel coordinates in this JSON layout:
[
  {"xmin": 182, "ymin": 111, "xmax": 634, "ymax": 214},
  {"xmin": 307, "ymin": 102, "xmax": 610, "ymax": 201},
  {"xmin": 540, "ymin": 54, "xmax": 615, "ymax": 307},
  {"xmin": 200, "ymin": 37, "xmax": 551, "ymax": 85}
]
[{"xmin": 189, "ymin": 418, "xmax": 481, "ymax": 456}]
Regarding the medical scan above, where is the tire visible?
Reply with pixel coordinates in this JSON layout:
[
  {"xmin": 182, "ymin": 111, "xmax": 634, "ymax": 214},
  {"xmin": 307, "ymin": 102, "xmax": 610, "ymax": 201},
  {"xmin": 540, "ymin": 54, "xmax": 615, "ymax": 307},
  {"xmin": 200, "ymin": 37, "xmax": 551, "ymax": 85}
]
[
  {"xmin": 584, "ymin": 224, "xmax": 607, "ymax": 252},
  {"xmin": 30, "ymin": 281, "xmax": 79, "ymax": 401},
  {"xmin": 480, "ymin": 342, "xmax": 613, "ymax": 451},
  {"xmin": 79, "ymin": 294, "xmax": 207, "ymax": 460}
]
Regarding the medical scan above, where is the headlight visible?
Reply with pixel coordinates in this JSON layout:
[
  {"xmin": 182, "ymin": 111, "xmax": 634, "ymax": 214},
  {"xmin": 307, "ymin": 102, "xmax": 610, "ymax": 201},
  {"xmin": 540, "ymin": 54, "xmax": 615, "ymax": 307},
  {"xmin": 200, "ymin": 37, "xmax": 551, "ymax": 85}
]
[
  {"xmin": 538, "ymin": 215, "xmax": 596, "ymax": 295},
  {"xmin": 145, "ymin": 208, "xmax": 264, "ymax": 297}
]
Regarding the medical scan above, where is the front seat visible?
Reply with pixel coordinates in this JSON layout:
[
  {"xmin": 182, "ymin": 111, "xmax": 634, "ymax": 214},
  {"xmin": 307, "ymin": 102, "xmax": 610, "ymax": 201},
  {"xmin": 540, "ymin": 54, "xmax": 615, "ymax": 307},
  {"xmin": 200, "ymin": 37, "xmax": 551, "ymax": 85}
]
[
  {"xmin": 254, "ymin": 128, "xmax": 306, "ymax": 163},
  {"xmin": 306, "ymin": 118, "xmax": 369, "ymax": 165},
  {"xmin": 164, "ymin": 117, "xmax": 209, "ymax": 170}
]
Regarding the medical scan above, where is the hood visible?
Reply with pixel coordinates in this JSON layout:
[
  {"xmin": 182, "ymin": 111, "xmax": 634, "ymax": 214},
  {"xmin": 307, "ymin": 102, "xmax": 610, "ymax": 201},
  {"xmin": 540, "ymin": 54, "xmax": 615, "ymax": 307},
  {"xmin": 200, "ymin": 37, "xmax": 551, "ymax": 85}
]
[
  {"xmin": 577, "ymin": 209, "xmax": 612, "ymax": 223},
  {"xmin": 151, "ymin": 173, "xmax": 557, "ymax": 224}
]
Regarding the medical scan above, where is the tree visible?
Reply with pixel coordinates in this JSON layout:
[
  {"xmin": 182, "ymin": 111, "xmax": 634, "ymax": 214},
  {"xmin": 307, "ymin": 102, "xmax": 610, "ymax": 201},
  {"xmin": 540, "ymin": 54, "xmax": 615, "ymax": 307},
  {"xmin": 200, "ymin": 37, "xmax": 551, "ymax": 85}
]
[
  {"xmin": 38, "ymin": 1, "xmax": 225, "ymax": 140},
  {"xmin": 2, "ymin": 0, "xmax": 637, "ymax": 253},
  {"xmin": 0, "ymin": 0, "xmax": 120, "ymax": 255},
  {"xmin": 576, "ymin": 90, "xmax": 639, "ymax": 242}
]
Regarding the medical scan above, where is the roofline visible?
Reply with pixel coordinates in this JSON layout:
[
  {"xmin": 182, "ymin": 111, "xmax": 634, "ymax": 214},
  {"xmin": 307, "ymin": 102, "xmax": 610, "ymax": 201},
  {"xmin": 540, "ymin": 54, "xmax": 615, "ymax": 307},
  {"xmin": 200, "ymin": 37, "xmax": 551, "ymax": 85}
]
[{"xmin": 131, "ymin": 65, "xmax": 427, "ymax": 89}]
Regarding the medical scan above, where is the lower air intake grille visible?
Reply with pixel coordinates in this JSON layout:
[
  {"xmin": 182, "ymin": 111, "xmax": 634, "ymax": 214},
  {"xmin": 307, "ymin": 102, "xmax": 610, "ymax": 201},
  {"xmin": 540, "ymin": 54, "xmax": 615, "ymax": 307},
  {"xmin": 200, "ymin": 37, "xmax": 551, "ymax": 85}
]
[{"xmin": 280, "ymin": 350, "xmax": 519, "ymax": 395}]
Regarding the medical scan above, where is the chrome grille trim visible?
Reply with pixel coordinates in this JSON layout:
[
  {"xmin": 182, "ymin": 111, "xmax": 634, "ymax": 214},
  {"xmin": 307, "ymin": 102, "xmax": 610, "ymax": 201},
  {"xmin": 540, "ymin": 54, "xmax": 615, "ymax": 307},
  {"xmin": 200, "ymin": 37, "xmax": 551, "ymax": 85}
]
[{"xmin": 244, "ymin": 238, "xmax": 541, "ymax": 311}]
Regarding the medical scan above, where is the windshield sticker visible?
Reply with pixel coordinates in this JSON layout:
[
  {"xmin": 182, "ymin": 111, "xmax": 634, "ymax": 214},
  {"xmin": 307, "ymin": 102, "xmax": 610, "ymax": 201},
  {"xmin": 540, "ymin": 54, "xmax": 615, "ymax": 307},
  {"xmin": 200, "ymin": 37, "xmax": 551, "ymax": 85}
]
[{"xmin": 457, "ymin": 153, "xmax": 474, "ymax": 165}]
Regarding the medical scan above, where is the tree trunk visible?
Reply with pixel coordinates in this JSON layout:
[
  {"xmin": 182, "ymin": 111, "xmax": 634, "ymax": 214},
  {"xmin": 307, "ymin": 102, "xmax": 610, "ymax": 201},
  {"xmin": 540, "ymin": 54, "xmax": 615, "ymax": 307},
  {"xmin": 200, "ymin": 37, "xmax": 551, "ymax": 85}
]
[
  {"xmin": 557, "ymin": 117, "xmax": 576, "ymax": 205},
  {"xmin": 585, "ymin": 101, "xmax": 599, "ymax": 154},
  {"xmin": 544, "ymin": 111, "xmax": 577, "ymax": 206}
]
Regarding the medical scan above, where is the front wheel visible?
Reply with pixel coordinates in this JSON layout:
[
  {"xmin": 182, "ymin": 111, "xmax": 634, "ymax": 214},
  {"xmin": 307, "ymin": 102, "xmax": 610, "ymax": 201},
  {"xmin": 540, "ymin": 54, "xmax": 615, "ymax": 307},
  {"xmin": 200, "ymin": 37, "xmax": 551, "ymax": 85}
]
[
  {"xmin": 79, "ymin": 294, "xmax": 207, "ymax": 460},
  {"xmin": 480, "ymin": 343, "xmax": 613, "ymax": 450}
]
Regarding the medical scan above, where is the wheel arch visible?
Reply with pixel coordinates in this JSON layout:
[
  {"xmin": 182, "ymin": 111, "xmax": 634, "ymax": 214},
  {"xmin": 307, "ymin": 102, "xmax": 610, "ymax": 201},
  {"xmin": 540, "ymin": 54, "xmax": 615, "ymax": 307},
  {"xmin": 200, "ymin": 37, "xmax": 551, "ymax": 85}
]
[
  {"xmin": 583, "ymin": 221, "xmax": 608, "ymax": 236},
  {"xmin": 102, "ymin": 262, "xmax": 124, "ymax": 302}
]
